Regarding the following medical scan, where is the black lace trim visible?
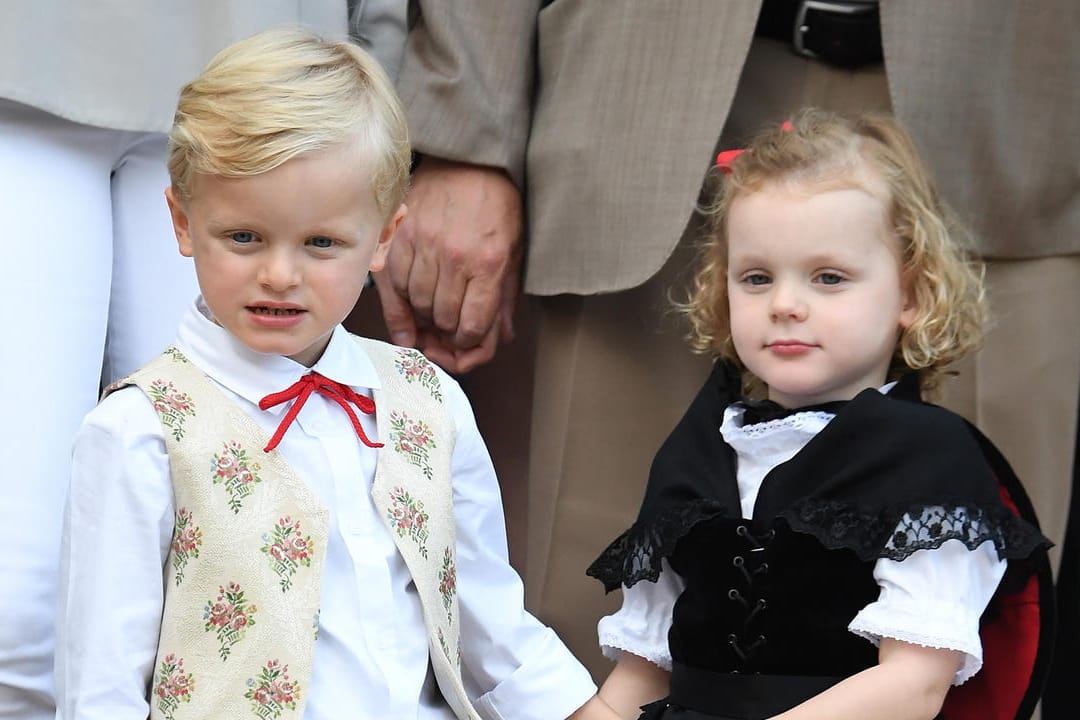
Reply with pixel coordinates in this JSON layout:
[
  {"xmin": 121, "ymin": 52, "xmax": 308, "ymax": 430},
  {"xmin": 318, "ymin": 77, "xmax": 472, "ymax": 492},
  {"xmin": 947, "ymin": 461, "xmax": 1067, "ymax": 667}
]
[
  {"xmin": 587, "ymin": 497, "xmax": 1050, "ymax": 591},
  {"xmin": 586, "ymin": 499, "xmax": 728, "ymax": 592},
  {"xmin": 782, "ymin": 498, "xmax": 1049, "ymax": 563}
]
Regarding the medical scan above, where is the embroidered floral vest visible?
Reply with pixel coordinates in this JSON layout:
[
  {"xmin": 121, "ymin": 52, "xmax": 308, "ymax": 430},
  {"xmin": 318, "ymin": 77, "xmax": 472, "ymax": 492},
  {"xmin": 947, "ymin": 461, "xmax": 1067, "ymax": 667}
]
[{"xmin": 116, "ymin": 339, "xmax": 479, "ymax": 720}]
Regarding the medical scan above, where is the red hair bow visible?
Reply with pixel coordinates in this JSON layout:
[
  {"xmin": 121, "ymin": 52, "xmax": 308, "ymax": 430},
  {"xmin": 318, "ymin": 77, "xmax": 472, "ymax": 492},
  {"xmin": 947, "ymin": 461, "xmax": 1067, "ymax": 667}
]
[{"xmin": 716, "ymin": 120, "xmax": 794, "ymax": 174}]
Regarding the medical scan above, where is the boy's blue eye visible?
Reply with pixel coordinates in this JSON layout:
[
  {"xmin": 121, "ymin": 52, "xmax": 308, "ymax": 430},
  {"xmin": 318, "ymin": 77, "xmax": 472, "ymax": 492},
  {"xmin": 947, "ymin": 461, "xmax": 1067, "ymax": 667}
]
[
  {"xmin": 817, "ymin": 272, "xmax": 844, "ymax": 285},
  {"xmin": 229, "ymin": 231, "xmax": 255, "ymax": 244},
  {"xmin": 745, "ymin": 273, "xmax": 770, "ymax": 286},
  {"xmin": 310, "ymin": 236, "xmax": 334, "ymax": 249}
]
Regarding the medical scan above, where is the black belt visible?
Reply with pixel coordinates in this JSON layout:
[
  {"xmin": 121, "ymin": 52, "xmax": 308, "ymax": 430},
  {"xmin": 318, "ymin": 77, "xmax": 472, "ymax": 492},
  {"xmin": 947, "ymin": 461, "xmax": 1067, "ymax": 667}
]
[
  {"xmin": 640, "ymin": 663, "xmax": 944, "ymax": 720},
  {"xmin": 666, "ymin": 663, "xmax": 842, "ymax": 718},
  {"xmin": 756, "ymin": 0, "xmax": 884, "ymax": 69}
]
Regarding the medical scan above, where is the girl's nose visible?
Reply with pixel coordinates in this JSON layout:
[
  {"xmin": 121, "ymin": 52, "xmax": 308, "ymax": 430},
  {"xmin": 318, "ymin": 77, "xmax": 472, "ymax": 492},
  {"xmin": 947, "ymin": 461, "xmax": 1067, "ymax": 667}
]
[{"xmin": 769, "ymin": 282, "xmax": 808, "ymax": 321}]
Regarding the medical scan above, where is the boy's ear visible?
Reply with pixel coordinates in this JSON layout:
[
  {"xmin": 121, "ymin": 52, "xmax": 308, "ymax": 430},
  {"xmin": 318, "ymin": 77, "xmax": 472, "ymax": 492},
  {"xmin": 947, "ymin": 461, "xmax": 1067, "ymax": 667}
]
[
  {"xmin": 165, "ymin": 186, "xmax": 194, "ymax": 257},
  {"xmin": 369, "ymin": 203, "xmax": 407, "ymax": 272}
]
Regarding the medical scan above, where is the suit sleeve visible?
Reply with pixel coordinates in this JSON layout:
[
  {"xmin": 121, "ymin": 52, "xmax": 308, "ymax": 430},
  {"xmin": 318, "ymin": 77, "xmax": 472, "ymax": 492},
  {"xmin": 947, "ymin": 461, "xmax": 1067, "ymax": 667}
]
[{"xmin": 396, "ymin": 0, "xmax": 543, "ymax": 188}]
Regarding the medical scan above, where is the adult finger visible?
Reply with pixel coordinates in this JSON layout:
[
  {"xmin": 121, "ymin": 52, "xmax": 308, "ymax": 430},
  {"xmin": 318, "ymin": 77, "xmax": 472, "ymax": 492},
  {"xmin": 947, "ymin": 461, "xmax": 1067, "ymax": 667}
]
[
  {"xmin": 449, "ymin": 323, "xmax": 500, "ymax": 374},
  {"xmin": 406, "ymin": 241, "xmax": 440, "ymax": 326},
  {"xmin": 453, "ymin": 270, "xmax": 503, "ymax": 349},
  {"xmin": 372, "ymin": 270, "xmax": 418, "ymax": 348},
  {"xmin": 381, "ymin": 225, "xmax": 416, "ymax": 303},
  {"xmin": 430, "ymin": 261, "xmax": 468, "ymax": 335},
  {"xmin": 497, "ymin": 253, "xmax": 522, "ymax": 345},
  {"xmin": 415, "ymin": 328, "xmax": 463, "ymax": 375},
  {"xmin": 415, "ymin": 323, "xmax": 499, "ymax": 376}
]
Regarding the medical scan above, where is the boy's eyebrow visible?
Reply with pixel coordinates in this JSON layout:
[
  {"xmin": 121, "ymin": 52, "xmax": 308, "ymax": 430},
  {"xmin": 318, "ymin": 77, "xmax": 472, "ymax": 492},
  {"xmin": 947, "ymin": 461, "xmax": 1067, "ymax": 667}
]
[{"xmin": 202, "ymin": 218, "xmax": 262, "ymax": 237}]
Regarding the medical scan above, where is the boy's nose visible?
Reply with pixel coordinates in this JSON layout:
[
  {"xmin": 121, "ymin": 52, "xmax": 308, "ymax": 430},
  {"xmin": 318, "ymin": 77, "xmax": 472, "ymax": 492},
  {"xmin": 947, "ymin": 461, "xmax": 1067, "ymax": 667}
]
[{"xmin": 258, "ymin": 251, "xmax": 301, "ymax": 291}]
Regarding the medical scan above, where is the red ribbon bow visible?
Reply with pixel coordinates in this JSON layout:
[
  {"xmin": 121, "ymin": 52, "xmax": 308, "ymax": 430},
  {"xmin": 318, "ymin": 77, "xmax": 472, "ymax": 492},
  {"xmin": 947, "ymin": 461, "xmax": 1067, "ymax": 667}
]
[
  {"xmin": 258, "ymin": 372, "xmax": 384, "ymax": 452},
  {"xmin": 716, "ymin": 120, "xmax": 795, "ymax": 174},
  {"xmin": 715, "ymin": 148, "xmax": 746, "ymax": 174}
]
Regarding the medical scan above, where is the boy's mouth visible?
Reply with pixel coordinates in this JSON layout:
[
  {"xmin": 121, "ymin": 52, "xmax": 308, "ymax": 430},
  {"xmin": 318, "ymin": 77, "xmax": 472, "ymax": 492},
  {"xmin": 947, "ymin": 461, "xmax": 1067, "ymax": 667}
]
[{"xmin": 248, "ymin": 306, "xmax": 305, "ymax": 316}]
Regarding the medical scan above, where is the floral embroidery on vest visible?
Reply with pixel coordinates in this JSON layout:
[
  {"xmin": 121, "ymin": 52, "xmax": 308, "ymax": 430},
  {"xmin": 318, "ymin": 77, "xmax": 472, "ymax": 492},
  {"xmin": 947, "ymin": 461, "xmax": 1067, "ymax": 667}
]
[
  {"xmin": 389, "ymin": 411, "xmax": 437, "ymax": 480},
  {"xmin": 171, "ymin": 508, "xmax": 202, "ymax": 586},
  {"xmin": 438, "ymin": 546, "xmax": 457, "ymax": 622},
  {"xmin": 437, "ymin": 627, "xmax": 452, "ymax": 662},
  {"xmin": 154, "ymin": 654, "xmax": 195, "ymax": 720},
  {"xmin": 148, "ymin": 380, "xmax": 197, "ymax": 441},
  {"xmin": 163, "ymin": 346, "xmax": 190, "ymax": 364},
  {"xmin": 260, "ymin": 516, "xmax": 314, "ymax": 592},
  {"xmin": 212, "ymin": 441, "xmax": 264, "ymax": 513},
  {"xmin": 386, "ymin": 486, "xmax": 430, "ymax": 558},
  {"xmin": 436, "ymin": 629, "xmax": 463, "ymax": 669},
  {"xmin": 394, "ymin": 348, "xmax": 444, "ymax": 402},
  {"xmin": 245, "ymin": 659, "xmax": 300, "ymax": 719},
  {"xmin": 204, "ymin": 582, "xmax": 258, "ymax": 660}
]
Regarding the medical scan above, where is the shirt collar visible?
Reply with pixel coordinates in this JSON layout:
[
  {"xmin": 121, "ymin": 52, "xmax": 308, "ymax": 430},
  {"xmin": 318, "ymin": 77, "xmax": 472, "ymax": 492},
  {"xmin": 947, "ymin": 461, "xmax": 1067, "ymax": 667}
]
[
  {"xmin": 174, "ymin": 298, "xmax": 382, "ymax": 414},
  {"xmin": 723, "ymin": 381, "xmax": 898, "ymax": 439}
]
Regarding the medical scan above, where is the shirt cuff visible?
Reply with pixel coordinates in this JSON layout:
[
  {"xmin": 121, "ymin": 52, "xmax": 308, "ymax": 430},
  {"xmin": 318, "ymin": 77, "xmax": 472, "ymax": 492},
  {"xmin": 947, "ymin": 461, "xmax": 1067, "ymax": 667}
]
[{"xmin": 472, "ymin": 628, "xmax": 597, "ymax": 720}]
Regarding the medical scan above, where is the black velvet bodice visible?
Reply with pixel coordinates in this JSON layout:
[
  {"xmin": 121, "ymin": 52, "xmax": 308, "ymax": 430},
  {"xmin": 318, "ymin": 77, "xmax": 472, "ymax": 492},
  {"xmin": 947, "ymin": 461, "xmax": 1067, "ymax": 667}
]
[{"xmin": 668, "ymin": 518, "xmax": 878, "ymax": 677}]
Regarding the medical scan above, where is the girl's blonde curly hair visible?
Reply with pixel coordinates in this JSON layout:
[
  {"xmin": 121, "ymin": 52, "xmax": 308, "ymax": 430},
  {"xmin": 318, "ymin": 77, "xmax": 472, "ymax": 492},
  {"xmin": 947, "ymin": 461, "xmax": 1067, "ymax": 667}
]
[{"xmin": 682, "ymin": 108, "xmax": 987, "ymax": 399}]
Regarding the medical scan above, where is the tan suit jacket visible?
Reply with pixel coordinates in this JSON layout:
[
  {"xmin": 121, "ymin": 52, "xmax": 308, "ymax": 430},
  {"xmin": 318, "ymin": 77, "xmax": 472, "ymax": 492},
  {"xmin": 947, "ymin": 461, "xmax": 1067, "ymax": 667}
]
[{"xmin": 399, "ymin": 0, "xmax": 1080, "ymax": 295}]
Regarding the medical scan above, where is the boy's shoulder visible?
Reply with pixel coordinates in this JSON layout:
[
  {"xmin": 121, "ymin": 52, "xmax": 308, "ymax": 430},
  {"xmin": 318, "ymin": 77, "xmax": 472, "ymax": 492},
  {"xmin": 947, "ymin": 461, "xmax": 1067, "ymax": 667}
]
[
  {"xmin": 348, "ymin": 332, "xmax": 429, "ymax": 364},
  {"xmin": 348, "ymin": 333, "xmax": 457, "ymax": 396},
  {"xmin": 100, "ymin": 345, "xmax": 195, "ymax": 387}
]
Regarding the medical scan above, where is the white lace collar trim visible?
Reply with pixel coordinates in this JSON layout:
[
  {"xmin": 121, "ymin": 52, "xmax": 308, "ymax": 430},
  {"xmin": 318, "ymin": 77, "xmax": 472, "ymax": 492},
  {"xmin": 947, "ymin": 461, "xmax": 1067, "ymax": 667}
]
[{"xmin": 719, "ymin": 382, "xmax": 897, "ymax": 452}]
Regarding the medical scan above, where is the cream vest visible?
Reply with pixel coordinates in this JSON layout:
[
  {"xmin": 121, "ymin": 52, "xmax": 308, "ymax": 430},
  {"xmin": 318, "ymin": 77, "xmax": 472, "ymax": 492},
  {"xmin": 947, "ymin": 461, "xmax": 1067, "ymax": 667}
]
[{"xmin": 116, "ymin": 338, "xmax": 479, "ymax": 720}]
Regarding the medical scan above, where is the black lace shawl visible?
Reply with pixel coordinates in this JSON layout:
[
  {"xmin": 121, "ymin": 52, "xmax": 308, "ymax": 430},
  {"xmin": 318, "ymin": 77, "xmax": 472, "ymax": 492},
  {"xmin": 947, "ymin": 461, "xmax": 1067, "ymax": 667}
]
[{"xmin": 587, "ymin": 361, "xmax": 1050, "ymax": 592}]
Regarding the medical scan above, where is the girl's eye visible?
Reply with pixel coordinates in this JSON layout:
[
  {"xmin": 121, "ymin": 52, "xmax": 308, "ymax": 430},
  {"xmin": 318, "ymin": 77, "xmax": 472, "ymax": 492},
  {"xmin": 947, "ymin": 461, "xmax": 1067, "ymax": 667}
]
[
  {"xmin": 816, "ymin": 272, "xmax": 845, "ymax": 285},
  {"xmin": 744, "ymin": 273, "xmax": 771, "ymax": 286},
  {"xmin": 229, "ymin": 231, "xmax": 256, "ymax": 244},
  {"xmin": 309, "ymin": 236, "xmax": 334, "ymax": 249}
]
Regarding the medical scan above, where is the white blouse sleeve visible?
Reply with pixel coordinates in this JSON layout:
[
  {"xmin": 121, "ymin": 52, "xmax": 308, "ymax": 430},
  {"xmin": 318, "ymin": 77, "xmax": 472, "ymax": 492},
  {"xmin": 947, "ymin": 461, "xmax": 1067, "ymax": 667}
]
[
  {"xmin": 597, "ymin": 559, "xmax": 684, "ymax": 671},
  {"xmin": 848, "ymin": 536, "xmax": 1006, "ymax": 686}
]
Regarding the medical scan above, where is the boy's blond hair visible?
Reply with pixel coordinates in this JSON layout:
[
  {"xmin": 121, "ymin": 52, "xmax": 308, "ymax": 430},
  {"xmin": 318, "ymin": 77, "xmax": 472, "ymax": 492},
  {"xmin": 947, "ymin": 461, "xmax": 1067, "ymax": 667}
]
[
  {"xmin": 683, "ymin": 108, "xmax": 987, "ymax": 398},
  {"xmin": 168, "ymin": 27, "xmax": 410, "ymax": 220}
]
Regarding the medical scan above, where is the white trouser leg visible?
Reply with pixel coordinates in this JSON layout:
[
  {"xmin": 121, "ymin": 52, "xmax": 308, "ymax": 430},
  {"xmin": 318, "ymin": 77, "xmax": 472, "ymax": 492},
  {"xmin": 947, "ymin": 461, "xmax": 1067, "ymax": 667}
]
[
  {"xmin": 103, "ymin": 132, "xmax": 196, "ymax": 384},
  {"xmin": 0, "ymin": 100, "xmax": 195, "ymax": 719},
  {"xmin": 0, "ymin": 100, "xmax": 113, "ymax": 720}
]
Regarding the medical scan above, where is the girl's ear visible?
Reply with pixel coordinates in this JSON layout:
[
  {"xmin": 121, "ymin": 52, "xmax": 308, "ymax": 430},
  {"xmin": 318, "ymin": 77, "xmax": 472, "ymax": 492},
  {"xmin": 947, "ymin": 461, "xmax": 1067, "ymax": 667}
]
[{"xmin": 898, "ymin": 273, "xmax": 919, "ymax": 329}]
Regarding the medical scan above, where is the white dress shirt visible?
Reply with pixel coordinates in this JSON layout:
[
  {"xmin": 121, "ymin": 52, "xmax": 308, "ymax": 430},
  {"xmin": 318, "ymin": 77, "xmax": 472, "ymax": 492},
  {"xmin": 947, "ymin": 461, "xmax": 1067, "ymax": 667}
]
[
  {"xmin": 598, "ymin": 397, "xmax": 1007, "ymax": 686},
  {"xmin": 56, "ymin": 299, "xmax": 596, "ymax": 720}
]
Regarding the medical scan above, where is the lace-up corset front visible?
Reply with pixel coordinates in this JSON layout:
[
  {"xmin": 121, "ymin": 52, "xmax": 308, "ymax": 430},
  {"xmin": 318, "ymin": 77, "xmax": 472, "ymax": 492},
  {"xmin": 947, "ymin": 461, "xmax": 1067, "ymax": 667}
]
[{"xmin": 668, "ymin": 516, "xmax": 880, "ymax": 676}]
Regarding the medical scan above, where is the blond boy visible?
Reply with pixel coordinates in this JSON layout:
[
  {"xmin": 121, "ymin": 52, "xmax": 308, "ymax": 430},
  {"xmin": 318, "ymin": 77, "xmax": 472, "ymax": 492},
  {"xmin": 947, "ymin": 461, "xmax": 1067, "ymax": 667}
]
[{"xmin": 56, "ymin": 29, "xmax": 606, "ymax": 720}]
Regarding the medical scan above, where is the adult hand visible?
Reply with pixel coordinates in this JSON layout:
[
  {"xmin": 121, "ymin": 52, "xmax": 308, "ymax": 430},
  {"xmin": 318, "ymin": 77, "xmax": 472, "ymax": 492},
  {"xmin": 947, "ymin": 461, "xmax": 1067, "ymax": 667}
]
[{"xmin": 374, "ymin": 157, "xmax": 523, "ymax": 374}]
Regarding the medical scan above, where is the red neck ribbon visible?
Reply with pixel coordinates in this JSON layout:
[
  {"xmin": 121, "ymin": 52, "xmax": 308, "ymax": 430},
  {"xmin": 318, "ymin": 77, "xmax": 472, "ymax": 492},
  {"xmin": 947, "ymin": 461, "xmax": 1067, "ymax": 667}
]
[{"xmin": 258, "ymin": 372, "xmax": 383, "ymax": 453}]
